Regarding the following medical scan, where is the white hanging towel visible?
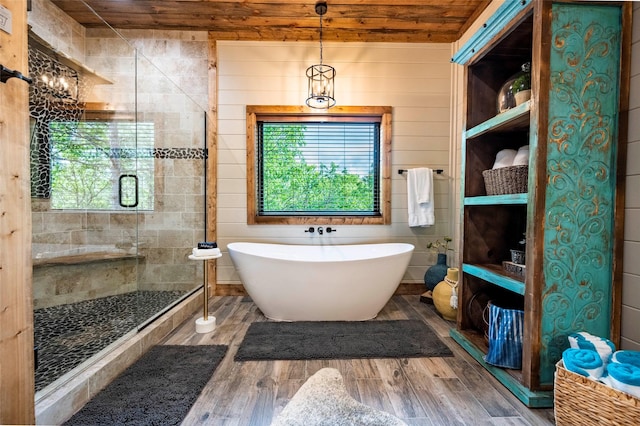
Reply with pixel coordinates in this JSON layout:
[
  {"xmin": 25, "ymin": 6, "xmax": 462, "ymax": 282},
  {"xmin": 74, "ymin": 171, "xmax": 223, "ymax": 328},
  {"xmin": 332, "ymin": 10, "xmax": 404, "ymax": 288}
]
[{"xmin": 407, "ymin": 167, "xmax": 435, "ymax": 227}]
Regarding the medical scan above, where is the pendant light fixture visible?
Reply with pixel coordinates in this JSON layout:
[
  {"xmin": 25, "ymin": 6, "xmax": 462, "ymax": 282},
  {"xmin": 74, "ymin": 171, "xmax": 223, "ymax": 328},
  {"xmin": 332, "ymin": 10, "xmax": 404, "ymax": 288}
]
[{"xmin": 306, "ymin": 1, "xmax": 336, "ymax": 109}]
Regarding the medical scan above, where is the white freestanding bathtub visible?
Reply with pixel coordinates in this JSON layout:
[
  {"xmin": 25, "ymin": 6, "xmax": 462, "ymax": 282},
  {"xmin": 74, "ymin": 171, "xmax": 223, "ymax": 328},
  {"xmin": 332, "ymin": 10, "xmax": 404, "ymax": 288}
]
[{"xmin": 227, "ymin": 242, "xmax": 414, "ymax": 321}]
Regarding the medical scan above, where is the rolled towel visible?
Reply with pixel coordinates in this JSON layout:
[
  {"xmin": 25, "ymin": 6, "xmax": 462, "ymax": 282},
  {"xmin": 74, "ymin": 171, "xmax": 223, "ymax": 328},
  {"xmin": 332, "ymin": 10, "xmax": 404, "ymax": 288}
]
[
  {"xmin": 611, "ymin": 351, "xmax": 640, "ymax": 369},
  {"xmin": 512, "ymin": 145, "xmax": 529, "ymax": 166},
  {"xmin": 492, "ymin": 149, "xmax": 517, "ymax": 169},
  {"xmin": 603, "ymin": 362, "xmax": 640, "ymax": 398},
  {"xmin": 192, "ymin": 247, "xmax": 221, "ymax": 257},
  {"xmin": 562, "ymin": 348, "xmax": 604, "ymax": 380},
  {"xmin": 568, "ymin": 331, "xmax": 615, "ymax": 365}
]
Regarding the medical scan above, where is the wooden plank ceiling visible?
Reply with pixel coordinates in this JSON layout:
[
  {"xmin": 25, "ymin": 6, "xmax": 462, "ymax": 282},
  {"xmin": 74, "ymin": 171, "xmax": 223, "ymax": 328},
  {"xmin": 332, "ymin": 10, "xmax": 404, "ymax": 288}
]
[{"xmin": 51, "ymin": 0, "xmax": 490, "ymax": 43}]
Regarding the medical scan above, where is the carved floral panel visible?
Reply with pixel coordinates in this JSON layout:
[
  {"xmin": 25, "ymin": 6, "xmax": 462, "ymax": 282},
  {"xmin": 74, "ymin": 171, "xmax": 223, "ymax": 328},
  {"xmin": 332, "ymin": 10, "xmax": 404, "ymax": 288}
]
[{"xmin": 540, "ymin": 3, "xmax": 622, "ymax": 384}]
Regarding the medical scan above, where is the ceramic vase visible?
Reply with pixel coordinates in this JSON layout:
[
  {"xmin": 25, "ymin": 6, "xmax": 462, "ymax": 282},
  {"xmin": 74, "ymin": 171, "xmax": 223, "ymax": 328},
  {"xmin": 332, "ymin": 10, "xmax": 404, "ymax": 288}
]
[
  {"xmin": 424, "ymin": 252, "xmax": 448, "ymax": 292},
  {"xmin": 433, "ymin": 267, "xmax": 459, "ymax": 321}
]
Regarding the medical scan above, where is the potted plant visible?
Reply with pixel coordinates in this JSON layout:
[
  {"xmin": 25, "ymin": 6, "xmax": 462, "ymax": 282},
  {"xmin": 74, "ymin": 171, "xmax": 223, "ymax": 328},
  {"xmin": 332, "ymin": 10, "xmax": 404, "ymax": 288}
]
[
  {"xmin": 513, "ymin": 62, "xmax": 531, "ymax": 105},
  {"xmin": 422, "ymin": 237, "xmax": 453, "ymax": 304},
  {"xmin": 427, "ymin": 237, "xmax": 453, "ymax": 255}
]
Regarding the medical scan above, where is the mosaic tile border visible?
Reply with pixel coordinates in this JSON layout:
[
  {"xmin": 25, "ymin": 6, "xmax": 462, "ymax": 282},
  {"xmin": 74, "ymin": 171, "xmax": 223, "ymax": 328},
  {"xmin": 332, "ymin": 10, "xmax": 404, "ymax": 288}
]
[
  {"xmin": 93, "ymin": 148, "xmax": 206, "ymax": 159},
  {"xmin": 154, "ymin": 148, "xmax": 206, "ymax": 159}
]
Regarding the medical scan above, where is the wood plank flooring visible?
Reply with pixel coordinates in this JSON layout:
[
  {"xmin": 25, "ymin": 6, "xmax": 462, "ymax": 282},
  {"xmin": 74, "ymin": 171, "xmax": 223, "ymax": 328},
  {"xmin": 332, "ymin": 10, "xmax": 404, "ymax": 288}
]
[{"xmin": 163, "ymin": 296, "xmax": 556, "ymax": 425}]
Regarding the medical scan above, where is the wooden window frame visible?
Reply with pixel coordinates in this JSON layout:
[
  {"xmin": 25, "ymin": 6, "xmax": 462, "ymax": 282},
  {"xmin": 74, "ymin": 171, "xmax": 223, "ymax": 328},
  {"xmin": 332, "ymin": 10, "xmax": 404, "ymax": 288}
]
[{"xmin": 246, "ymin": 105, "xmax": 392, "ymax": 225}]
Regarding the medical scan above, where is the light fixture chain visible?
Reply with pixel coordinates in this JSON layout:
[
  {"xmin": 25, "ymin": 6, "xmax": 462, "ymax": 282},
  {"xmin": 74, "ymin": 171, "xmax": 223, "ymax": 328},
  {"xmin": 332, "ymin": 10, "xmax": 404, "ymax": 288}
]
[{"xmin": 319, "ymin": 9, "xmax": 323, "ymax": 65}]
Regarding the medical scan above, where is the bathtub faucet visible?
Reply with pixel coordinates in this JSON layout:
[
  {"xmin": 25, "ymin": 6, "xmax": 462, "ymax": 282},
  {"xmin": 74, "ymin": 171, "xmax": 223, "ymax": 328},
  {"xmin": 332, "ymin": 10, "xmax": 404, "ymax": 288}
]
[
  {"xmin": 326, "ymin": 227, "xmax": 336, "ymax": 233},
  {"xmin": 317, "ymin": 227, "xmax": 323, "ymax": 235},
  {"xmin": 305, "ymin": 227, "xmax": 315, "ymax": 233}
]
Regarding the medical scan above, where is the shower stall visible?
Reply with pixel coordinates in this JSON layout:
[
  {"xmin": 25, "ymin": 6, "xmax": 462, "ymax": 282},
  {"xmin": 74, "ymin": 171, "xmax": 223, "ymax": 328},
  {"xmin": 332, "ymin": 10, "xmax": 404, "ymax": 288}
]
[{"xmin": 28, "ymin": 1, "xmax": 208, "ymax": 394}]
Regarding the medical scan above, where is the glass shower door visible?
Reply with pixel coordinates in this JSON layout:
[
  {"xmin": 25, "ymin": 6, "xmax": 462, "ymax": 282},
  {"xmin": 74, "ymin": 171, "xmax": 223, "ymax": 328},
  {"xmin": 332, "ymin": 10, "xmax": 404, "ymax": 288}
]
[
  {"xmin": 132, "ymin": 49, "xmax": 207, "ymax": 328},
  {"xmin": 28, "ymin": 4, "xmax": 142, "ymax": 393},
  {"xmin": 29, "ymin": 0, "xmax": 207, "ymax": 396}
]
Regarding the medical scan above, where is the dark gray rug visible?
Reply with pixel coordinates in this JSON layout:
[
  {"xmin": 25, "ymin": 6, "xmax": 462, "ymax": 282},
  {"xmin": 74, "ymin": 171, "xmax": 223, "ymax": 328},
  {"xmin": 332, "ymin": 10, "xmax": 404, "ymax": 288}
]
[
  {"xmin": 65, "ymin": 345, "xmax": 227, "ymax": 426},
  {"xmin": 234, "ymin": 320, "xmax": 452, "ymax": 361}
]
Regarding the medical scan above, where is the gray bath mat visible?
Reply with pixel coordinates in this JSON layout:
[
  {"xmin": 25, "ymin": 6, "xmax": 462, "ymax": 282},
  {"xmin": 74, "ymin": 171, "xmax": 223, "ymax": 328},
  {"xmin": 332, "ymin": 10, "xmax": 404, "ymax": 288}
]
[
  {"xmin": 234, "ymin": 320, "xmax": 452, "ymax": 361},
  {"xmin": 65, "ymin": 344, "xmax": 227, "ymax": 426}
]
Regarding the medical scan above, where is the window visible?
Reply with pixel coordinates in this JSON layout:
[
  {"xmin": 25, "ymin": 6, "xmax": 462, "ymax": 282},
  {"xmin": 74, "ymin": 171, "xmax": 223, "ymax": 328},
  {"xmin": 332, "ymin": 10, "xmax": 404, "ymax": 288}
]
[
  {"xmin": 247, "ymin": 106, "xmax": 392, "ymax": 224},
  {"xmin": 49, "ymin": 120, "xmax": 154, "ymax": 210}
]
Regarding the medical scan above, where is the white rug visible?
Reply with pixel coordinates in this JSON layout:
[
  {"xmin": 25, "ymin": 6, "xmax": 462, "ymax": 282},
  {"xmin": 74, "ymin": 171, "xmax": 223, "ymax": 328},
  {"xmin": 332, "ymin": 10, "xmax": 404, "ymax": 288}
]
[{"xmin": 271, "ymin": 368, "xmax": 407, "ymax": 426}]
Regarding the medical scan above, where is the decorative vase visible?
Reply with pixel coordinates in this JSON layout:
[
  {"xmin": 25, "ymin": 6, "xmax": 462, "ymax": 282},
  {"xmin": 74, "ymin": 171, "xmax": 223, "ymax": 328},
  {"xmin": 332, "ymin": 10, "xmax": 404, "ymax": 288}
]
[
  {"xmin": 424, "ymin": 252, "xmax": 448, "ymax": 292},
  {"xmin": 433, "ymin": 267, "xmax": 459, "ymax": 321},
  {"xmin": 496, "ymin": 61, "xmax": 531, "ymax": 113}
]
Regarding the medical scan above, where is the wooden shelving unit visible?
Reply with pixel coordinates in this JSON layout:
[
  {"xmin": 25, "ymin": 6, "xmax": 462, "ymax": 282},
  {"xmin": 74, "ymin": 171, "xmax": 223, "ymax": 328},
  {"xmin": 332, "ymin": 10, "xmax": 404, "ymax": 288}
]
[{"xmin": 451, "ymin": 0, "xmax": 630, "ymax": 407}]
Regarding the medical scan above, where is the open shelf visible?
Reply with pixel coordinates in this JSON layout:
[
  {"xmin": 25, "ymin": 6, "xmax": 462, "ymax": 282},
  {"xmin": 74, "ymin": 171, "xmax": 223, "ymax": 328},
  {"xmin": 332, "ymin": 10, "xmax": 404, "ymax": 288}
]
[
  {"xmin": 462, "ymin": 263, "xmax": 525, "ymax": 295},
  {"xmin": 464, "ymin": 193, "xmax": 528, "ymax": 206},
  {"xmin": 449, "ymin": 329, "xmax": 553, "ymax": 408},
  {"xmin": 465, "ymin": 100, "xmax": 531, "ymax": 139}
]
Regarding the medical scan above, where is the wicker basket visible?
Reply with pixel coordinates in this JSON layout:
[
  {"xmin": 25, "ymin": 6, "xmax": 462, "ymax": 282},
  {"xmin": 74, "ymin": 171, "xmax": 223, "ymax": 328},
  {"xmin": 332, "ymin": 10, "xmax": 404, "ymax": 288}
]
[
  {"xmin": 482, "ymin": 165, "xmax": 528, "ymax": 195},
  {"xmin": 554, "ymin": 361, "xmax": 640, "ymax": 425}
]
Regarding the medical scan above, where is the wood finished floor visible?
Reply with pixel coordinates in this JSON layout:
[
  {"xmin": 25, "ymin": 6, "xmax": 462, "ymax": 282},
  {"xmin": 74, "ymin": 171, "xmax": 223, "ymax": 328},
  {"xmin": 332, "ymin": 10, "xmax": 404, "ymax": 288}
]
[{"xmin": 163, "ymin": 295, "xmax": 556, "ymax": 425}]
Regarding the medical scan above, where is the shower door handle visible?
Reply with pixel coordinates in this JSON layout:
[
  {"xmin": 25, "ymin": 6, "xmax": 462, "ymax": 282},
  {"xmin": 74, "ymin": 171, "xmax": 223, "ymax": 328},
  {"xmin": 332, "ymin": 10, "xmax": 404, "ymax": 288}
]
[{"xmin": 118, "ymin": 174, "xmax": 139, "ymax": 208}]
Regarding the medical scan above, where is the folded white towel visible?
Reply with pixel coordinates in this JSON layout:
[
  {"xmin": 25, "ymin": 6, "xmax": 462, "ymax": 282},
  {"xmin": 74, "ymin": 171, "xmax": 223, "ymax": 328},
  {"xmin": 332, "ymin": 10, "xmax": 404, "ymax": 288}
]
[
  {"xmin": 407, "ymin": 168, "xmax": 434, "ymax": 227},
  {"xmin": 492, "ymin": 149, "xmax": 517, "ymax": 169},
  {"xmin": 512, "ymin": 145, "xmax": 529, "ymax": 166},
  {"xmin": 192, "ymin": 247, "xmax": 221, "ymax": 257}
]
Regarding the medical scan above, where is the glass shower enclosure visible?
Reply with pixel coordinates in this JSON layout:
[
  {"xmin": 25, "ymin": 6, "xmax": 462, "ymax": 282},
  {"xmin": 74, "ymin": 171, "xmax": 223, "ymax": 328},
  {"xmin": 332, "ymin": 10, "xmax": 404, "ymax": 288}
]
[{"xmin": 28, "ymin": 1, "xmax": 207, "ymax": 394}]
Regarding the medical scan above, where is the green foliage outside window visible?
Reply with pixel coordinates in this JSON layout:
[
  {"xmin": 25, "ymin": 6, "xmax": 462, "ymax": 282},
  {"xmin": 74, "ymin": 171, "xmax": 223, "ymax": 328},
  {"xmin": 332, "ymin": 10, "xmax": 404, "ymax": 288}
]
[
  {"xmin": 260, "ymin": 123, "xmax": 378, "ymax": 215},
  {"xmin": 50, "ymin": 121, "xmax": 154, "ymax": 210}
]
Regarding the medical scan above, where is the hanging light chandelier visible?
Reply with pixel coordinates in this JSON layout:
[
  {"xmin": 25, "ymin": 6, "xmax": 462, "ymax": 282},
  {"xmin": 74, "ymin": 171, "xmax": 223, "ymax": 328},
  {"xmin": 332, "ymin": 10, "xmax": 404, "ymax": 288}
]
[{"xmin": 306, "ymin": 1, "xmax": 336, "ymax": 109}]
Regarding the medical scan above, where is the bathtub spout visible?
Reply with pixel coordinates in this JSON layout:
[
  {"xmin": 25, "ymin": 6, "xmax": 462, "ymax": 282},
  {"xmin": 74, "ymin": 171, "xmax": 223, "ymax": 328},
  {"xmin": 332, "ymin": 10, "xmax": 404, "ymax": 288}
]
[{"xmin": 317, "ymin": 227, "xmax": 323, "ymax": 235}]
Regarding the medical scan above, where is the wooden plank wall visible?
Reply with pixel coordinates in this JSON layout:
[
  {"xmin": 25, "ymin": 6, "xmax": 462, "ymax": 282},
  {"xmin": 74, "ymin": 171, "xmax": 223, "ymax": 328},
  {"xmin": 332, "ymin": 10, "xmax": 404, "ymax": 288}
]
[
  {"xmin": 0, "ymin": 0, "xmax": 35, "ymax": 423},
  {"xmin": 207, "ymin": 35, "xmax": 218, "ymax": 295},
  {"xmin": 213, "ymin": 41, "xmax": 455, "ymax": 291}
]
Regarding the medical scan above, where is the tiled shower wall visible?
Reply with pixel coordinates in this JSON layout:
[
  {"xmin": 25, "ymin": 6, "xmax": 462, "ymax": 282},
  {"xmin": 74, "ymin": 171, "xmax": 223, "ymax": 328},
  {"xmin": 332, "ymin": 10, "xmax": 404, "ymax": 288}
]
[
  {"xmin": 29, "ymin": 0, "xmax": 209, "ymax": 301},
  {"xmin": 28, "ymin": 0, "xmax": 85, "ymax": 64},
  {"xmin": 88, "ymin": 28, "xmax": 209, "ymax": 292}
]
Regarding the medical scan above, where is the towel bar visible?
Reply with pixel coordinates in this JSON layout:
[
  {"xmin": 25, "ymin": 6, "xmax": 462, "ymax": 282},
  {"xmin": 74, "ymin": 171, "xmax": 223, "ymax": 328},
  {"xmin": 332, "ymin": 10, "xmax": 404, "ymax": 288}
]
[{"xmin": 398, "ymin": 168, "xmax": 444, "ymax": 175}]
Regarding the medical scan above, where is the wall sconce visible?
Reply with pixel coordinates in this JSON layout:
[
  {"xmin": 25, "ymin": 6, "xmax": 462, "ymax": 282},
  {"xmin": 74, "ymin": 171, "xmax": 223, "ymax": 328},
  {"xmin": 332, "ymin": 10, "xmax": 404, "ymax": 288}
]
[{"xmin": 306, "ymin": 1, "xmax": 335, "ymax": 109}]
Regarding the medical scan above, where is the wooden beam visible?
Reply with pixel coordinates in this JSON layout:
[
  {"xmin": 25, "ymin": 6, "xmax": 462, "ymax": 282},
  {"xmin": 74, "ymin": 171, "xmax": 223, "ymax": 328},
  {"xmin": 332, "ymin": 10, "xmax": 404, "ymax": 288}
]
[
  {"xmin": 0, "ymin": 1, "xmax": 36, "ymax": 423},
  {"xmin": 206, "ymin": 34, "xmax": 218, "ymax": 296},
  {"xmin": 50, "ymin": 0, "xmax": 491, "ymax": 43},
  {"xmin": 207, "ymin": 28, "xmax": 457, "ymax": 43}
]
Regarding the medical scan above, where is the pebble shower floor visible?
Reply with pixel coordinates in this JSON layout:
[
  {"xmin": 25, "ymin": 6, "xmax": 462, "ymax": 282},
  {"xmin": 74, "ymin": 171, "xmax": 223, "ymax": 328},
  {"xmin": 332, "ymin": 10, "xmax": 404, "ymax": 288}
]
[{"xmin": 34, "ymin": 290, "xmax": 186, "ymax": 391}]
